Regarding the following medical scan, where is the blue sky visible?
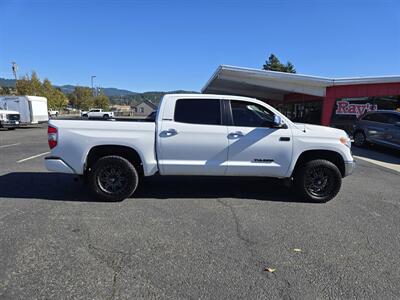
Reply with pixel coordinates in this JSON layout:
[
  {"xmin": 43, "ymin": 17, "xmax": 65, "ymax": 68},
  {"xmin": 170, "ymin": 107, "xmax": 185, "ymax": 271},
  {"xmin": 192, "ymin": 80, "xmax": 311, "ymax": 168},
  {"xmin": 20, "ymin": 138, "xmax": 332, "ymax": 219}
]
[{"xmin": 0, "ymin": 0, "xmax": 399, "ymax": 92}]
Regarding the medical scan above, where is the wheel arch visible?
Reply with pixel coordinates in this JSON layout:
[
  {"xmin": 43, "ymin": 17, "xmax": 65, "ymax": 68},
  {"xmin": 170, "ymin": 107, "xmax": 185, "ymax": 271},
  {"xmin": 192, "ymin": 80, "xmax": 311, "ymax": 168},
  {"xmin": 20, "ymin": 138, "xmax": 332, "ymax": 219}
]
[
  {"xmin": 85, "ymin": 145, "xmax": 144, "ymax": 177},
  {"xmin": 292, "ymin": 149, "xmax": 346, "ymax": 178}
]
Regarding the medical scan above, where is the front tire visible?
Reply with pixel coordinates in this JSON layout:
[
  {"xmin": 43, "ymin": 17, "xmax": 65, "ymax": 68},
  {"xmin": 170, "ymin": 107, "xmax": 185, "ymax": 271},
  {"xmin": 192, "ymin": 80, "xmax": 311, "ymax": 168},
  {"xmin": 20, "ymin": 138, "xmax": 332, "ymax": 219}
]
[
  {"xmin": 295, "ymin": 159, "xmax": 342, "ymax": 203},
  {"xmin": 88, "ymin": 155, "xmax": 139, "ymax": 201}
]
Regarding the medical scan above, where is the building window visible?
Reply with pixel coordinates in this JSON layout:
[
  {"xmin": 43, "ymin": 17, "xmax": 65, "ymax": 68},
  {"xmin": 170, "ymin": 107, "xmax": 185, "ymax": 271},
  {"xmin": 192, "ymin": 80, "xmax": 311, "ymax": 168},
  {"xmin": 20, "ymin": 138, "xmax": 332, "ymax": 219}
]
[
  {"xmin": 277, "ymin": 101, "xmax": 322, "ymax": 125},
  {"xmin": 140, "ymin": 107, "xmax": 144, "ymax": 113}
]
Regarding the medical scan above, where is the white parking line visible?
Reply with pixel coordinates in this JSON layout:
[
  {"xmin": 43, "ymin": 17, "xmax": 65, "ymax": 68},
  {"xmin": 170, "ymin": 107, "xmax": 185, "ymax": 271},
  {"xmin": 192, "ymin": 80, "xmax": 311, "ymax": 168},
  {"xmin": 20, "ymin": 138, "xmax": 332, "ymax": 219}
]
[
  {"xmin": 0, "ymin": 143, "xmax": 21, "ymax": 148},
  {"xmin": 17, "ymin": 151, "xmax": 50, "ymax": 163}
]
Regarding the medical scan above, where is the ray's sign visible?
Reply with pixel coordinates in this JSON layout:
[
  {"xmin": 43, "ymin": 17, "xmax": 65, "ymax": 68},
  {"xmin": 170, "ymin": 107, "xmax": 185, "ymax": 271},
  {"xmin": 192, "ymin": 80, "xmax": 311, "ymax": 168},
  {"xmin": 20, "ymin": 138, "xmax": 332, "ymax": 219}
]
[{"xmin": 335, "ymin": 101, "xmax": 377, "ymax": 117}]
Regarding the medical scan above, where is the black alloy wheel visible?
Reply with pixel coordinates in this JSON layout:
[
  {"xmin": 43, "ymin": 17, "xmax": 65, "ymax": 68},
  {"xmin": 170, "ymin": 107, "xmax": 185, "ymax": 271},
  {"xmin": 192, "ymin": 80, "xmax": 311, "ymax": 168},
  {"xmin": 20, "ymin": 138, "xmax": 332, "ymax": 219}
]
[
  {"xmin": 296, "ymin": 159, "xmax": 342, "ymax": 203},
  {"xmin": 88, "ymin": 155, "xmax": 139, "ymax": 201}
]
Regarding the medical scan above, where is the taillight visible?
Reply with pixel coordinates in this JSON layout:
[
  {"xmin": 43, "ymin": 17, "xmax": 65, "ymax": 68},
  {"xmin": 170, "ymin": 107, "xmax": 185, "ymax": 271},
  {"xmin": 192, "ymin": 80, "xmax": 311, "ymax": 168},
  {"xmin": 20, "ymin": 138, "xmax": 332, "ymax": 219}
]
[{"xmin": 48, "ymin": 125, "xmax": 58, "ymax": 149}]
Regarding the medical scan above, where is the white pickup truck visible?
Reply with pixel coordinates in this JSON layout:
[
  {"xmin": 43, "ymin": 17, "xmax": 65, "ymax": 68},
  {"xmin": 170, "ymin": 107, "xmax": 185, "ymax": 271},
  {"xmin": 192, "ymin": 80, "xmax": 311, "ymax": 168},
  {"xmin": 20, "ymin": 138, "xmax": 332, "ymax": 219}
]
[
  {"xmin": 45, "ymin": 94, "xmax": 355, "ymax": 202},
  {"xmin": 81, "ymin": 108, "xmax": 114, "ymax": 119},
  {"xmin": 0, "ymin": 109, "xmax": 20, "ymax": 130}
]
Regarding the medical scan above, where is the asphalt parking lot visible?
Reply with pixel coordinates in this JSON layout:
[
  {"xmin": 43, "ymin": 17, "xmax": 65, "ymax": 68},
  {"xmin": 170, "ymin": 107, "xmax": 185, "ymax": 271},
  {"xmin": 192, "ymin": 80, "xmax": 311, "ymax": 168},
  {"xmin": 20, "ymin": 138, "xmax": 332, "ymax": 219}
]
[{"xmin": 0, "ymin": 126, "xmax": 399, "ymax": 299}]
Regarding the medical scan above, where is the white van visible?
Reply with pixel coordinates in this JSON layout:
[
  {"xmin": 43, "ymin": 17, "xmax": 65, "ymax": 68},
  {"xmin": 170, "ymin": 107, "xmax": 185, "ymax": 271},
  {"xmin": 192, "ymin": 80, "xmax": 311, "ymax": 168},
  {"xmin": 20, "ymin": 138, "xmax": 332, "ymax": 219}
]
[{"xmin": 0, "ymin": 96, "xmax": 49, "ymax": 124}]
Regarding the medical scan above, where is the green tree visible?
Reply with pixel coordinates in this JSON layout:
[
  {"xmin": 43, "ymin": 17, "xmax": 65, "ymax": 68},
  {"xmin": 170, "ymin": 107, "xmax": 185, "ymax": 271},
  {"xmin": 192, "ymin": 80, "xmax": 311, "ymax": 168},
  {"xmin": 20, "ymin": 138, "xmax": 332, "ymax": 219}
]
[
  {"xmin": 52, "ymin": 88, "xmax": 69, "ymax": 109},
  {"xmin": 42, "ymin": 78, "xmax": 52, "ymax": 93},
  {"xmin": 43, "ymin": 78, "xmax": 68, "ymax": 109},
  {"xmin": 0, "ymin": 86, "xmax": 16, "ymax": 95},
  {"xmin": 92, "ymin": 93, "xmax": 110, "ymax": 110},
  {"xmin": 263, "ymin": 54, "xmax": 296, "ymax": 73},
  {"xmin": 16, "ymin": 75, "xmax": 33, "ymax": 95},
  {"xmin": 68, "ymin": 87, "xmax": 93, "ymax": 110},
  {"xmin": 16, "ymin": 71, "xmax": 44, "ymax": 95},
  {"xmin": 285, "ymin": 61, "xmax": 296, "ymax": 73},
  {"xmin": 30, "ymin": 71, "xmax": 43, "ymax": 95},
  {"xmin": 15, "ymin": 72, "xmax": 68, "ymax": 110}
]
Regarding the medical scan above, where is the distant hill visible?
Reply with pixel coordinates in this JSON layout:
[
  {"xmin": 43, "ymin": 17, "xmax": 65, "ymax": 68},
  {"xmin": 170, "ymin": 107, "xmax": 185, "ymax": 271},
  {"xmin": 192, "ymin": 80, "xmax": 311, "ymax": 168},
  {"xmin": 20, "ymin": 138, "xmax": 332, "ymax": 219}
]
[
  {"xmin": 0, "ymin": 78, "xmax": 16, "ymax": 87},
  {"xmin": 0, "ymin": 78, "xmax": 140, "ymax": 96},
  {"xmin": 0, "ymin": 77, "xmax": 197, "ymax": 105},
  {"xmin": 58, "ymin": 85, "xmax": 138, "ymax": 97},
  {"xmin": 109, "ymin": 90, "xmax": 198, "ymax": 106},
  {"xmin": 57, "ymin": 84, "xmax": 75, "ymax": 94}
]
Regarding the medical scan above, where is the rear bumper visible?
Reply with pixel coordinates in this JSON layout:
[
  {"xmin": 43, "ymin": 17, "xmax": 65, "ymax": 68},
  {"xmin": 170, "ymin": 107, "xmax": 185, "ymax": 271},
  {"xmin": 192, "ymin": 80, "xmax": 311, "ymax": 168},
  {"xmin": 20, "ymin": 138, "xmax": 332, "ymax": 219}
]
[
  {"xmin": 344, "ymin": 160, "xmax": 356, "ymax": 177},
  {"xmin": 45, "ymin": 157, "xmax": 75, "ymax": 174}
]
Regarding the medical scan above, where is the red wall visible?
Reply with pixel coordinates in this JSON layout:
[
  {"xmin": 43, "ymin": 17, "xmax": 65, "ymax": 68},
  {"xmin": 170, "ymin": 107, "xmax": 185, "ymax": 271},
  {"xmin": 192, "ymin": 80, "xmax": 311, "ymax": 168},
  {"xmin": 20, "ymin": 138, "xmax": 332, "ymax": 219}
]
[{"xmin": 321, "ymin": 82, "xmax": 400, "ymax": 126}]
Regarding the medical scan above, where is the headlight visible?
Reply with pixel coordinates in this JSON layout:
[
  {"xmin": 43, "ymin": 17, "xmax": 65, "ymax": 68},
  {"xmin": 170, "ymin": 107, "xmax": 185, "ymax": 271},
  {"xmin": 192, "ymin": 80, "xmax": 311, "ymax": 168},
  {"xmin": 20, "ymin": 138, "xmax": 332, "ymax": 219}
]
[{"xmin": 340, "ymin": 134, "xmax": 351, "ymax": 148}]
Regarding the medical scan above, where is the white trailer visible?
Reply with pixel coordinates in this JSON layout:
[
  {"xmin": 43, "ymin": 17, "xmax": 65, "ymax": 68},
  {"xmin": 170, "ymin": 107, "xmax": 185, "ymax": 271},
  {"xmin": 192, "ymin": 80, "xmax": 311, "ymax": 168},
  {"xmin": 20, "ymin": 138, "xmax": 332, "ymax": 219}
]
[{"xmin": 0, "ymin": 96, "xmax": 49, "ymax": 124}]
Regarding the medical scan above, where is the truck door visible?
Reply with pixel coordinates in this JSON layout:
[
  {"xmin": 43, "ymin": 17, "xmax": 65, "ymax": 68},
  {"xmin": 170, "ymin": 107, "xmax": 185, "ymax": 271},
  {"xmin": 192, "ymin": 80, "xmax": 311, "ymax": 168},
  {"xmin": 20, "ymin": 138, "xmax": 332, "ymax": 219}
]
[
  {"xmin": 158, "ymin": 98, "xmax": 229, "ymax": 175},
  {"xmin": 226, "ymin": 100, "xmax": 292, "ymax": 177}
]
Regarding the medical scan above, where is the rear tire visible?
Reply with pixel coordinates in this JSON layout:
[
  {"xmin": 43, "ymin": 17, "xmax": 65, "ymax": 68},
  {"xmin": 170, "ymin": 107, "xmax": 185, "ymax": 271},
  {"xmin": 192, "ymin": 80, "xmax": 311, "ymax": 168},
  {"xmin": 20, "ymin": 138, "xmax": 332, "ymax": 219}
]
[
  {"xmin": 88, "ymin": 155, "xmax": 139, "ymax": 202},
  {"xmin": 295, "ymin": 159, "xmax": 342, "ymax": 203},
  {"xmin": 353, "ymin": 131, "xmax": 366, "ymax": 147}
]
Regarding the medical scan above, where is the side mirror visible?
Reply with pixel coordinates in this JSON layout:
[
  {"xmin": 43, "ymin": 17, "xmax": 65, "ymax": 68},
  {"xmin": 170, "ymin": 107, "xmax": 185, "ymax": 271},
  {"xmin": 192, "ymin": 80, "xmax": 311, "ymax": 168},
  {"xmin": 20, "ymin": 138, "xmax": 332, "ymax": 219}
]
[{"xmin": 272, "ymin": 115, "xmax": 285, "ymax": 128}]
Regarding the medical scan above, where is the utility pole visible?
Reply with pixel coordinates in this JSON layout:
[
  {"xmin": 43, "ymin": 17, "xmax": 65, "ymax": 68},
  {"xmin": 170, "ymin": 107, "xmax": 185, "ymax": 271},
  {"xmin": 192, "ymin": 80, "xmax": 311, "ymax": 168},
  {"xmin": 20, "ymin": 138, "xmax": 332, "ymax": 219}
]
[
  {"xmin": 11, "ymin": 62, "xmax": 18, "ymax": 80},
  {"xmin": 91, "ymin": 75, "xmax": 96, "ymax": 96}
]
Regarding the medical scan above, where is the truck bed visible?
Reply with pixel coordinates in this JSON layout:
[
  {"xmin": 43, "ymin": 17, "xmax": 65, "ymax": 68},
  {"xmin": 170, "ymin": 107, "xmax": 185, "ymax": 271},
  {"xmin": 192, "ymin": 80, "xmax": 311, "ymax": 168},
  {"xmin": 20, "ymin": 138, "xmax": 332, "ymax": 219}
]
[{"xmin": 49, "ymin": 119, "xmax": 158, "ymax": 176}]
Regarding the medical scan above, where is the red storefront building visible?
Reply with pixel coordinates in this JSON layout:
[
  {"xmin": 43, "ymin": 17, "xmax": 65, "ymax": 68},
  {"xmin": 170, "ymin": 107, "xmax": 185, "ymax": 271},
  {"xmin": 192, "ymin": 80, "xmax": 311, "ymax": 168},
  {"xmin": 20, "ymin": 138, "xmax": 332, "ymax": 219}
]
[{"xmin": 203, "ymin": 65, "xmax": 400, "ymax": 132}]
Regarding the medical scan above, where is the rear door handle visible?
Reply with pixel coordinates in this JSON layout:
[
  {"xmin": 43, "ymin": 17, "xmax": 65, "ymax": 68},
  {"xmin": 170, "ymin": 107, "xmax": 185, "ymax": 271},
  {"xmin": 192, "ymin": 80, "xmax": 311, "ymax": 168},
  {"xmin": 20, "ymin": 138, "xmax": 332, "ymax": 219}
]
[{"xmin": 228, "ymin": 131, "xmax": 244, "ymax": 139}]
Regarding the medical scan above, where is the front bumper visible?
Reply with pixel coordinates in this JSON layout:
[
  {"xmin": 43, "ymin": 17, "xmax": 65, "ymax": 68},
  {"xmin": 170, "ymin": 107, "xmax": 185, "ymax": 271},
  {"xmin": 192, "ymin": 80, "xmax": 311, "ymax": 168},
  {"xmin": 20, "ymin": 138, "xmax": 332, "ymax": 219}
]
[
  {"xmin": 45, "ymin": 157, "xmax": 75, "ymax": 174},
  {"xmin": 344, "ymin": 160, "xmax": 356, "ymax": 177},
  {"xmin": 0, "ymin": 120, "xmax": 20, "ymax": 128}
]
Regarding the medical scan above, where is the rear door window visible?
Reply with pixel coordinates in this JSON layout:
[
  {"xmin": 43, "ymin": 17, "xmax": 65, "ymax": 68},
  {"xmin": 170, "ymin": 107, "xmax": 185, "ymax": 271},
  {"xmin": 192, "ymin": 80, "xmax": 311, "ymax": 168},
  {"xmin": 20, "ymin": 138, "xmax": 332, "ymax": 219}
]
[{"xmin": 174, "ymin": 99, "xmax": 221, "ymax": 125}]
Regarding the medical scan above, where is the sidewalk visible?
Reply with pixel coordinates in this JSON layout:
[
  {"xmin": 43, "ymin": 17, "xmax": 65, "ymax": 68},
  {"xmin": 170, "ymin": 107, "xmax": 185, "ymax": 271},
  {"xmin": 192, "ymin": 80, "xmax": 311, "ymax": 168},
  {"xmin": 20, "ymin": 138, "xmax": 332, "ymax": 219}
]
[{"xmin": 352, "ymin": 145, "xmax": 400, "ymax": 173}]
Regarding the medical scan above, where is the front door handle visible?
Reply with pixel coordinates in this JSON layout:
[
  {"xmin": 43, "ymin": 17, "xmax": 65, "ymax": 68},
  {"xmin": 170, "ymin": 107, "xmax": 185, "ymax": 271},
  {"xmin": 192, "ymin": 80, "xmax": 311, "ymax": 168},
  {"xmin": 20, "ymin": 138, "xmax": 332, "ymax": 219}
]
[
  {"xmin": 161, "ymin": 128, "xmax": 178, "ymax": 137},
  {"xmin": 228, "ymin": 131, "xmax": 244, "ymax": 139}
]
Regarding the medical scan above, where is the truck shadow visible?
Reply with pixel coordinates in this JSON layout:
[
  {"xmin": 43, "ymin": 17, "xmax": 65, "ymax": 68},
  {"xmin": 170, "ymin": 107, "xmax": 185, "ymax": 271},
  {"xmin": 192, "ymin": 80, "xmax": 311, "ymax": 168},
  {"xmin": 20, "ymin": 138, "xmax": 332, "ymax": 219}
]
[{"xmin": 0, "ymin": 172, "xmax": 312, "ymax": 203}]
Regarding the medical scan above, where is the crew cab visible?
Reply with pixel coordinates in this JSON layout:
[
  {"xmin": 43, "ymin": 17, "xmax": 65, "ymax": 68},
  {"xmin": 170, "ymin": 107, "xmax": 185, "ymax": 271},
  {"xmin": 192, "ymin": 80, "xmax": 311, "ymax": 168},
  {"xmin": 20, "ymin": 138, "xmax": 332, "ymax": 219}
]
[
  {"xmin": 81, "ymin": 108, "xmax": 114, "ymax": 119},
  {"xmin": 45, "ymin": 94, "xmax": 355, "ymax": 202},
  {"xmin": 0, "ymin": 109, "xmax": 20, "ymax": 130}
]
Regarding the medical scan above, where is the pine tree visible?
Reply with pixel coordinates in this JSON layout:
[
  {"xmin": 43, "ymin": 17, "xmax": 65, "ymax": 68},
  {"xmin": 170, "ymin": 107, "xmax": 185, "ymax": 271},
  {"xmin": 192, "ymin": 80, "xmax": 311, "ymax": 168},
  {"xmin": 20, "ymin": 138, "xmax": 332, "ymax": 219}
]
[
  {"xmin": 263, "ymin": 54, "xmax": 296, "ymax": 73},
  {"xmin": 285, "ymin": 61, "xmax": 296, "ymax": 73}
]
